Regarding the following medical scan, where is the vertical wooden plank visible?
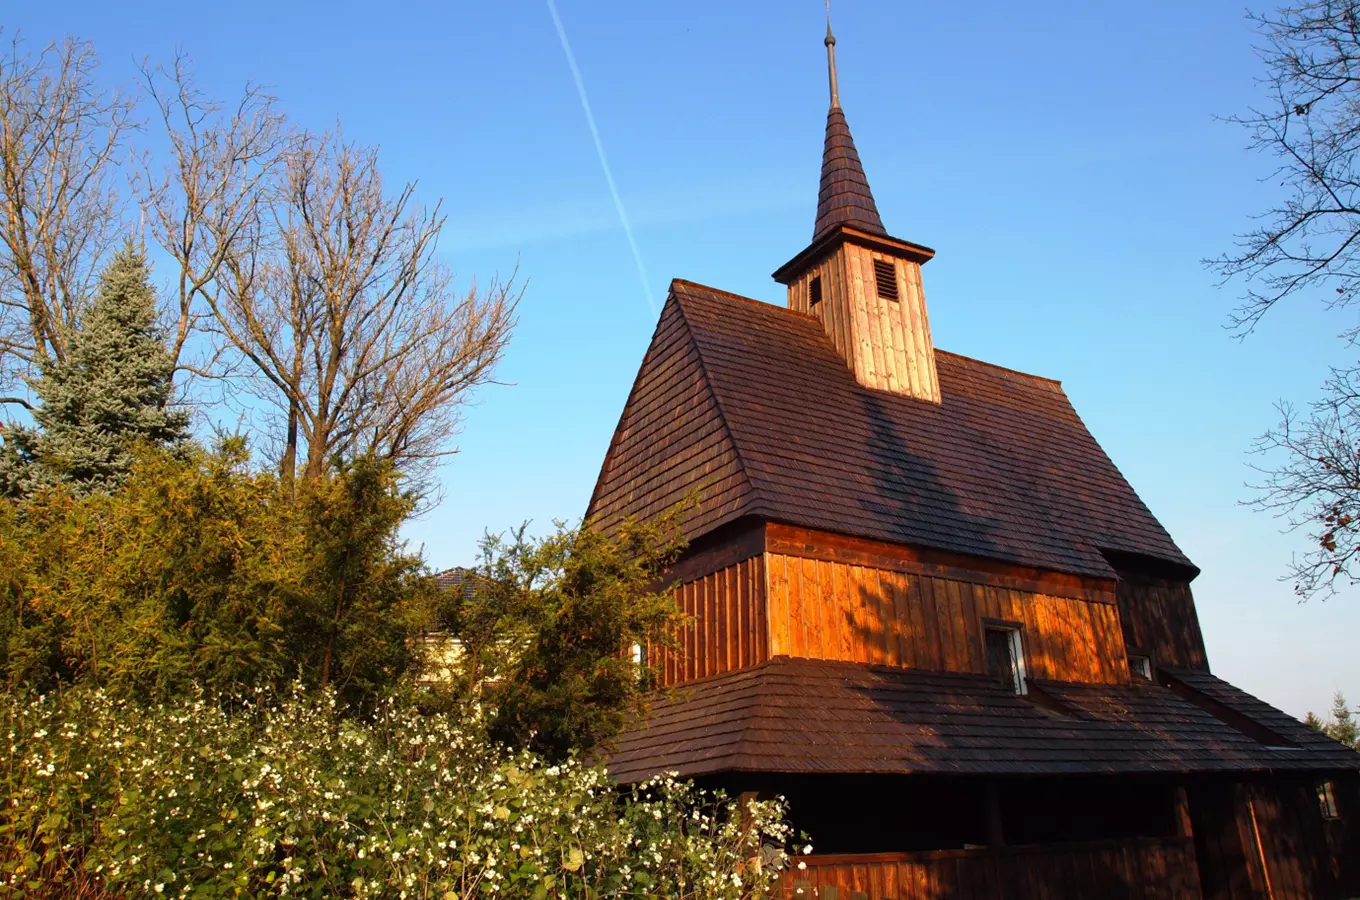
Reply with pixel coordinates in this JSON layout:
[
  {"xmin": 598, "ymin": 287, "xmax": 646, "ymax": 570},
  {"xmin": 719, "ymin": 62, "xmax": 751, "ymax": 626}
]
[
  {"xmin": 861, "ymin": 566, "xmax": 881, "ymax": 665},
  {"xmin": 787, "ymin": 557, "xmax": 805, "ymax": 658},
  {"xmin": 686, "ymin": 581, "xmax": 698, "ymax": 682},
  {"xmin": 817, "ymin": 559, "xmax": 839, "ymax": 663},
  {"xmin": 885, "ymin": 570, "xmax": 907, "ymax": 666},
  {"xmin": 941, "ymin": 579, "xmax": 968, "ymax": 671},
  {"xmin": 768, "ymin": 554, "xmax": 789, "ymax": 657},
  {"xmin": 713, "ymin": 571, "xmax": 727, "ymax": 675},
  {"xmin": 919, "ymin": 576, "xmax": 944, "ymax": 672},
  {"xmin": 1027, "ymin": 593, "xmax": 1055, "ymax": 681},
  {"xmin": 904, "ymin": 261, "xmax": 939, "ymax": 401},
  {"xmin": 794, "ymin": 556, "xmax": 815, "ymax": 658},
  {"xmin": 959, "ymin": 582, "xmax": 982, "ymax": 674},
  {"xmin": 904, "ymin": 573, "xmax": 927, "ymax": 670},
  {"xmin": 754, "ymin": 554, "xmax": 768, "ymax": 664},
  {"xmin": 833, "ymin": 562, "xmax": 853, "ymax": 662},
  {"xmin": 1086, "ymin": 601, "xmax": 1115, "ymax": 683},
  {"xmin": 729, "ymin": 562, "xmax": 741, "ymax": 670},
  {"xmin": 1067, "ymin": 597, "xmax": 1096, "ymax": 682},
  {"xmin": 867, "ymin": 567, "xmax": 887, "ymax": 665}
]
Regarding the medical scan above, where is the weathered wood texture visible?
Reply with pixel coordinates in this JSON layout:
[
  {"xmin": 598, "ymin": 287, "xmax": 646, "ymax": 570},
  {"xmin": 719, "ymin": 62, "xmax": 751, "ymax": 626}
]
[
  {"xmin": 778, "ymin": 837, "xmax": 1202, "ymax": 899},
  {"xmin": 1190, "ymin": 777, "xmax": 1348, "ymax": 900},
  {"xmin": 766, "ymin": 523, "xmax": 1113, "ymax": 604},
  {"xmin": 1115, "ymin": 574, "xmax": 1209, "ymax": 671},
  {"xmin": 585, "ymin": 295, "xmax": 753, "ymax": 539},
  {"xmin": 1326, "ymin": 774, "xmax": 1360, "ymax": 897},
  {"xmin": 764, "ymin": 552, "xmax": 1128, "ymax": 684},
  {"xmin": 1247, "ymin": 779, "xmax": 1344, "ymax": 900},
  {"xmin": 659, "ymin": 555, "xmax": 767, "ymax": 686},
  {"xmin": 787, "ymin": 242, "xmax": 940, "ymax": 403}
]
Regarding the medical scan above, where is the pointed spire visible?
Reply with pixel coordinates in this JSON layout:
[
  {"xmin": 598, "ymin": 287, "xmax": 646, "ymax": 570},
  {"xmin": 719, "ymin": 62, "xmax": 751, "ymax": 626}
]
[
  {"xmin": 825, "ymin": 3, "xmax": 840, "ymax": 109},
  {"xmin": 813, "ymin": 4, "xmax": 885, "ymax": 240}
]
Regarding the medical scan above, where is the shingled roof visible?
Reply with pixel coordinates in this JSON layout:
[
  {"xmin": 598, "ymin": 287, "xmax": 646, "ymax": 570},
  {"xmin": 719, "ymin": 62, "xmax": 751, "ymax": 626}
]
[
  {"xmin": 586, "ymin": 281, "xmax": 1194, "ymax": 581},
  {"xmin": 814, "ymin": 106, "xmax": 887, "ymax": 241},
  {"xmin": 605, "ymin": 657, "xmax": 1360, "ymax": 782}
]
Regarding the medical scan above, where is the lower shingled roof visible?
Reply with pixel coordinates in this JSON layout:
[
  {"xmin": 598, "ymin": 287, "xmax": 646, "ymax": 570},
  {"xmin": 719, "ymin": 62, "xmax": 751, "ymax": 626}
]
[{"xmin": 605, "ymin": 657, "xmax": 1360, "ymax": 782}]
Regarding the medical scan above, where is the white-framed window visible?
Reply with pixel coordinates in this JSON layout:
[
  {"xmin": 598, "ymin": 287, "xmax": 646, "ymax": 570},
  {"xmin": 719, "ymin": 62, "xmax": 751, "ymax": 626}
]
[
  {"xmin": 983, "ymin": 625, "xmax": 1027, "ymax": 695},
  {"xmin": 1319, "ymin": 780, "xmax": 1340, "ymax": 819},
  {"xmin": 1129, "ymin": 655, "xmax": 1153, "ymax": 681}
]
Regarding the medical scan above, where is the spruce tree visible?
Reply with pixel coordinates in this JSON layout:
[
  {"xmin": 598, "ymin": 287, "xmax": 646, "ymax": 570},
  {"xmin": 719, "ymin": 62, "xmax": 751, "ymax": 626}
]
[
  {"xmin": 0, "ymin": 242, "xmax": 189, "ymax": 495},
  {"xmin": 1329, "ymin": 691, "xmax": 1359, "ymax": 749}
]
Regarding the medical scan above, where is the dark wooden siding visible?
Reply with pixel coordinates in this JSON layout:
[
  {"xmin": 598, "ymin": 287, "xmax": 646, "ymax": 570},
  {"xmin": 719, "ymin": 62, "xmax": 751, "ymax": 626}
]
[
  {"xmin": 765, "ymin": 553, "xmax": 1127, "ymax": 684},
  {"xmin": 585, "ymin": 296, "xmax": 753, "ymax": 540},
  {"xmin": 1115, "ymin": 574, "xmax": 1209, "ymax": 671},
  {"xmin": 1191, "ymin": 777, "xmax": 1349, "ymax": 900},
  {"xmin": 1247, "ymin": 779, "xmax": 1337, "ymax": 899},
  {"xmin": 1327, "ymin": 774, "xmax": 1360, "ymax": 896},
  {"xmin": 659, "ymin": 556, "xmax": 766, "ymax": 686},
  {"xmin": 779, "ymin": 837, "xmax": 1202, "ymax": 899}
]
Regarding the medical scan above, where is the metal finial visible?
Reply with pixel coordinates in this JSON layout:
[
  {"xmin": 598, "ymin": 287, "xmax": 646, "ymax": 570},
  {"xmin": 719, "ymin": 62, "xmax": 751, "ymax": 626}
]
[{"xmin": 825, "ymin": 0, "xmax": 840, "ymax": 108}]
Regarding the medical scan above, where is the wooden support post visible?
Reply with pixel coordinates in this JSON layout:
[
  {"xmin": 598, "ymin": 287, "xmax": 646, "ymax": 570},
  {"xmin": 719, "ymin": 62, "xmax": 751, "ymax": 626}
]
[
  {"xmin": 986, "ymin": 783, "xmax": 1006, "ymax": 848},
  {"xmin": 1173, "ymin": 785, "xmax": 1194, "ymax": 839}
]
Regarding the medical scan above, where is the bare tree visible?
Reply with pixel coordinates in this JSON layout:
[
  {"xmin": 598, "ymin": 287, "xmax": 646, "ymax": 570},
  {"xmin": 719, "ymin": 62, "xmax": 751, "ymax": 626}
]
[
  {"xmin": 1248, "ymin": 367, "xmax": 1360, "ymax": 596},
  {"xmin": 0, "ymin": 35, "xmax": 133, "ymax": 406},
  {"xmin": 211, "ymin": 131, "xmax": 518, "ymax": 489},
  {"xmin": 1213, "ymin": 2, "xmax": 1360, "ymax": 596},
  {"xmin": 134, "ymin": 54, "xmax": 291, "ymax": 381}
]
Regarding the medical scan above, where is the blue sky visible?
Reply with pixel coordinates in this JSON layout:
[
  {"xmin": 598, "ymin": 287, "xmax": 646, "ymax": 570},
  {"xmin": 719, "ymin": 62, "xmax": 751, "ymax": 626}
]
[{"xmin": 19, "ymin": 1, "xmax": 1360, "ymax": 719}]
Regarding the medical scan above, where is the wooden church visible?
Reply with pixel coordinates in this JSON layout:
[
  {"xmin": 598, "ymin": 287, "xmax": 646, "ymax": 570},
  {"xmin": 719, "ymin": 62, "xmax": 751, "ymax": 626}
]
[{"xmin": 584, "ymin": 19, "xmax": 1360, "ymax": 900}]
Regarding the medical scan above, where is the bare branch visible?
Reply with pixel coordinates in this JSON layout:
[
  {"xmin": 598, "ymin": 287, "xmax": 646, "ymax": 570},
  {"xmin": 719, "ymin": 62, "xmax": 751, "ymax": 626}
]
[
  {"xmin": 0, "ymin": 33, "xmax": 133, "ymax": 398},
  {"xmin": 210, "ymin": 130, "xmax": 519, "ymax": 492}
]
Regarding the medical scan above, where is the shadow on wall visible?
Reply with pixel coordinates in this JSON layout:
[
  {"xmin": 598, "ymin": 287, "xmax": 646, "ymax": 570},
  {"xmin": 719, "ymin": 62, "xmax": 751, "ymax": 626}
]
[{"xmin": 829, "ymin": 391, "xmax": 1079, "ymax": 681}]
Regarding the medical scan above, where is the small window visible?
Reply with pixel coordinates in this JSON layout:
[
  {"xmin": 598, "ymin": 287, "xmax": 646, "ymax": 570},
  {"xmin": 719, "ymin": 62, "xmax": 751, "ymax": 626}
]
[
  {"xmin": 809, "ymin": 275, "xmax": 823, "ymax": 306},
  {"xmin": 1319, "ymin": 780, "xmax": 1340, "ymax": 819},
  {"xmin": 984, "ymin": 626, "xmax": 1027, "ymax": 695},
  {"xmin": 873, "ymin": 258, "xmax": 899, "ymax": 301},
  {"xmin": 630, "ymin": 642, "xmax": 645, "ymax": 667},
  {"xmin": 1129, "ymin": 655, "xmax": 1152, "ymax": 681}
]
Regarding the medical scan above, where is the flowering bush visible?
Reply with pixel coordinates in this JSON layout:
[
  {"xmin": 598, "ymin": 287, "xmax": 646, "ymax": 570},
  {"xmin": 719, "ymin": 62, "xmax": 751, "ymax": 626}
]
[{"xmin": 0, "ymin": 688, "xmax": 795, "ymax": 899}]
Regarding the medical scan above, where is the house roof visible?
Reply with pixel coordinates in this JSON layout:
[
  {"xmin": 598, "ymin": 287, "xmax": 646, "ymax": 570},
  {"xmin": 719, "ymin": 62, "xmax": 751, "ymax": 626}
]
[
  {"xmin": 604, "ymin": 657, "xmax": 1360, "ymax": 782},
  {"xmin": 586, "ymin": 280, "xmax": 1195, "ymax": 581}
]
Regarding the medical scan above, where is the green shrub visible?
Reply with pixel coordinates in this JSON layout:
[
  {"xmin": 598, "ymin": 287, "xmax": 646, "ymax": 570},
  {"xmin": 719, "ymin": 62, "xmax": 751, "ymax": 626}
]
[
  {"xmin": 0, "ymin": 444, "xmax": 432, "ymax": 709},
  {"xmin": 0, "ymin": 687, "xmax": 795, "ymax": 899}
]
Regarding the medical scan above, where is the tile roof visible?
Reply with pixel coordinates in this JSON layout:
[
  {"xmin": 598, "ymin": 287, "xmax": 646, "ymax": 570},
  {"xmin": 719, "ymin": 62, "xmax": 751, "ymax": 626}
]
[
  {"xmin": 604, "ymin": 657, "xmax": 1360, "ymax": 783},
  {"xmin": 588, "ymin": 281, "xmax": 1195, "ymax": 580},
  {"xmin": 814, "ymin": 106, "xmax": 887, "ymax": 241}
]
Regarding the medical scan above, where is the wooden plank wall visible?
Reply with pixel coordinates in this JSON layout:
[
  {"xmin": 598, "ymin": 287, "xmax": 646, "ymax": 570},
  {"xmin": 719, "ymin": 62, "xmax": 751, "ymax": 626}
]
[
  {"xmin": 1327, "ymin": 774, "xmax": 1360, "ymax": 896},
  {"xmin": 659, "ymin": 556, "xmax": 767, "ymax": 686},
  {"xmin": 764, "ymin": 553, "xmax": 1128, "ymax": 684},
  {"xmin": 778, "ymin": 837, "xmax": 1203, "ymax": 899},
  {"xmin": 786, "ymin": 243, "xmax": 940, "ymax": 403},
  {"xmin": 1247, "ymin": 779, "xmax": 1339, "ymax": 899},
  {"xmin": 1190, "ymin": 778, "xmax": 1344, "ymax": 900},
  {"xmin": 1115, "ymin": 575, "xmax": 1209, "ymax": 671}
]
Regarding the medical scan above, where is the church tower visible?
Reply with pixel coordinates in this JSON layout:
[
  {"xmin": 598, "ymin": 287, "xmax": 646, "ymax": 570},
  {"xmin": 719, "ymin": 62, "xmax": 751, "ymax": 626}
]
[{"xmin": 772, "ymin": 18, "xmax": 941, "ymax": 403}]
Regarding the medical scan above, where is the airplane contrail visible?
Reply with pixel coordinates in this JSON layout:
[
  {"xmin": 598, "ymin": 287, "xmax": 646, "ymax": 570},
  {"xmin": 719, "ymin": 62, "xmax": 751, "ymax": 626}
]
[{"xmin": 546, "ymin": 0, "xmax": 657, "ymax": 317}]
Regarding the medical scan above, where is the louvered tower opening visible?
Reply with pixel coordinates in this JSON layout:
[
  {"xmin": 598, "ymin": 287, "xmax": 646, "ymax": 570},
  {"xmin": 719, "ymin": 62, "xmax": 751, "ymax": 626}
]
[{"xmin": 873, "ymin": 258, "xmax": 899, "ymax": 301}]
